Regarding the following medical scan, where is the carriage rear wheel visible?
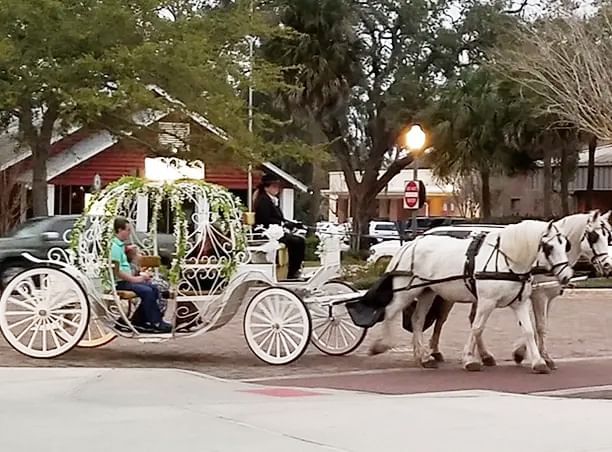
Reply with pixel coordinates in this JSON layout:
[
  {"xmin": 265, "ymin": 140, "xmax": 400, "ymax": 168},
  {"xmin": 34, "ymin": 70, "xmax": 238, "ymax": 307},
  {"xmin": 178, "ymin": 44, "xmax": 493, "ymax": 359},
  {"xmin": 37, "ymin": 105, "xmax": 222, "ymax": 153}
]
[
  {"xmin": 0, "ymin": 267, "xmax": 89, "ymax": 358},
  {"xmin": 309, "ymin": 281, "xmax": 368, "ymax": 356},
  {"xmin": 244, "ymin": 287, "xmax": 311, "ymax": 365},
  {"xmin": 77, "ymin": 317, "xmax": 117, "ymax": 348}
]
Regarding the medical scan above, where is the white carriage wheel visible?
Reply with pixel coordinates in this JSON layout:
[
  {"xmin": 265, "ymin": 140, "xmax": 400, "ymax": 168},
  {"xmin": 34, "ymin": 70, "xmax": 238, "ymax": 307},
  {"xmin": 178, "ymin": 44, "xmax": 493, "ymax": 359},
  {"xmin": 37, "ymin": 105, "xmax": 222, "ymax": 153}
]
[
  {"xmin": 0, "ymin": 267, "xmax": 90, "ymax": 359},
  {"xmin": 77, "ymin": 317, "xmax": 117, "ymax": 348},
  {"xmin": 244, "ymin": 287, "xmax": 311, "ymax": 365},
  {"xmin": 310, "ymin": 281, "xmax": 368, "ymax": 356}
]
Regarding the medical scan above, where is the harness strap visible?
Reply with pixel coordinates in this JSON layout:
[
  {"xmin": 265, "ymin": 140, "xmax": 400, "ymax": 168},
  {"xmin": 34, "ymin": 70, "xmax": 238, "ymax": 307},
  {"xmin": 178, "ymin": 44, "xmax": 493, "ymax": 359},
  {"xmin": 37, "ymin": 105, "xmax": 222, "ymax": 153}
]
[
  {"xmin": 474, "ymin": 271, "xmax": 531, "ymax": 282},
  {"xmin": 463, "ymin": 233, "xmax": 487, "ymax": 297}
]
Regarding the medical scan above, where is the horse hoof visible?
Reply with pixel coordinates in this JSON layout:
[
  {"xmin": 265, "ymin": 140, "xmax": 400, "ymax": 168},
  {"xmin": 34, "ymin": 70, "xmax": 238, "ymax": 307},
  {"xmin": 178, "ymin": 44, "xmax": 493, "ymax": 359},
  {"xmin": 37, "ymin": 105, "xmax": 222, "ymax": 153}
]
[
  {"xmin": 464, "ymin": 361, "xmax": 482, "ymax": 372},
  {"xmin": 482, "ymin": 355, "xmax": 497, "ymax": 367},
  {"xmin": 512, "ymin": 347, "xmax": 526, "ymax": 365},
  {"xmin": 532, "ymin": 362, "xmax": 551, "ymax": 374},
  {"xmin": 432, "ymin": 352, "xmax": 444, "ymax": 362},
  {"xmin": 545, "ymin": 357, "xmax": 557, "ymax": 370},
  {"xmin": 421, "ymin": 357, "xmax": 439, "ymax": 369},
  {"xmin": 368, "ymin": 343, "xmax": 389, "ymax": 356}
]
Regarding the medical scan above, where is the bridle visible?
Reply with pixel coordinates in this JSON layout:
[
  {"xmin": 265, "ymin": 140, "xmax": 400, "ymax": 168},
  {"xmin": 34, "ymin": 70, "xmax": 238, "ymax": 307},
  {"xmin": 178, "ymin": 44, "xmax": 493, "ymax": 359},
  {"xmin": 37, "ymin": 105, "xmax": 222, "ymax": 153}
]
[
  {"xmin": 537, "ymin": 224, "xmax": 571, "ymax": 279},
  {"xmin": 583, "ymin": 221, "xmax": 611, "ymax": 272}
]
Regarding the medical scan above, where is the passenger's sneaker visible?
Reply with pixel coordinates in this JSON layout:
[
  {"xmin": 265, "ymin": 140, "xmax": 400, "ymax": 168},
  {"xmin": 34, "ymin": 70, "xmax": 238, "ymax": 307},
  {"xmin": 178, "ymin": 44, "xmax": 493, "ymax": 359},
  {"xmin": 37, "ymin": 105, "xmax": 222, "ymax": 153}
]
[{"xmin": 152, "ymin": 321, "xmax": 172, "ymax": 333}]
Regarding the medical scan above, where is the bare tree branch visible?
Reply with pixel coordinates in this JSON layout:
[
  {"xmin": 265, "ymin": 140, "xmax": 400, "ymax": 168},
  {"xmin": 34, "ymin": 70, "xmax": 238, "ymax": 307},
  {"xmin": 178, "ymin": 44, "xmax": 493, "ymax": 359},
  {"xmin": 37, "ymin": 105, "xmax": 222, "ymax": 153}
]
[{"xmin": 494, "ymin": 7, "xmax": 612, "ymax": 140}]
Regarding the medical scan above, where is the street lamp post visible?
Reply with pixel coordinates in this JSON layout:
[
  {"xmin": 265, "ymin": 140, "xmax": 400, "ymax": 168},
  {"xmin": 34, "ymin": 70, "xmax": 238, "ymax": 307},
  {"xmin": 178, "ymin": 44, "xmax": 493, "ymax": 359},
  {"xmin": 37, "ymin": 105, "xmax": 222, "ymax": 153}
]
[{"xmin": 405, "ymin": 124, "xmax": 426, "ymax": 240}]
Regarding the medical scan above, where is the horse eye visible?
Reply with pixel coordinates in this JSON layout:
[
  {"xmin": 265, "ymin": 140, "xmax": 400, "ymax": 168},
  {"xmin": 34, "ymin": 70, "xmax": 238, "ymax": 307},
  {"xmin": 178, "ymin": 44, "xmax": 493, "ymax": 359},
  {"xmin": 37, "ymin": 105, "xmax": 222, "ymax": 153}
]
[
  {"xmin": 542, "ymin": 242, "xmax": 553, "ymax": 257},
  {"xmin": 588, "ymin": 231, "xmax": 599, "ymax": 244},
  {"xmin": 566, "ymin": 241, "xmax": 571, "ymax": 252}
]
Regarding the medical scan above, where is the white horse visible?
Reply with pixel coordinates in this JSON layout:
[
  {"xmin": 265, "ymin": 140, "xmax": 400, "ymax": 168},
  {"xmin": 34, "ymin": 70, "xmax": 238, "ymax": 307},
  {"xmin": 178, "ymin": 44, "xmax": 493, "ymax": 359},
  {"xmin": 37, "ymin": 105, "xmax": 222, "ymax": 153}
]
[
  {"xmin": 364, "ymin": 220, "xmax": 573, "ymax": 373},
  {"xmin": 509, "ymin": 211, "xmax": 612, "ymax": 369},
  {"xmin": 420, "ymin": 211, "xmax": 611, "ymax": 371}
]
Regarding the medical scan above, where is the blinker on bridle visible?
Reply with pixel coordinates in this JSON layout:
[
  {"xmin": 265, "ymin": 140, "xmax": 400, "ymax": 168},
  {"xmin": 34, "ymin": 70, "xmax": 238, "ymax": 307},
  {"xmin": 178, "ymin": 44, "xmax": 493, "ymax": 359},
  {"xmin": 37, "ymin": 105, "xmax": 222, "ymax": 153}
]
[{"xmin": 539, "ymin": 224, "xmax": 570, "ymax": 277}]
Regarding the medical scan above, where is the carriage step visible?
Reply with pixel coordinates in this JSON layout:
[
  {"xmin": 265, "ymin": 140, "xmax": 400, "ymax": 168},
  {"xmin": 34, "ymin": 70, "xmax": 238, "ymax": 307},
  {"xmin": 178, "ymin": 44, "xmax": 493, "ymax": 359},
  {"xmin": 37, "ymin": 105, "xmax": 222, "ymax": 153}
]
[{"xmin": 137, "ymin": 334, "xmax": 173, "ymax": 343}]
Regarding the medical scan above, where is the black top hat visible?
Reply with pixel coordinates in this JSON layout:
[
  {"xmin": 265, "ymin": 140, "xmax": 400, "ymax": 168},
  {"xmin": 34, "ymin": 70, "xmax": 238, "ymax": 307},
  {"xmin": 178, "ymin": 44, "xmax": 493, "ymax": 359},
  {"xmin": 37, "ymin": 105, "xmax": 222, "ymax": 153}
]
[{"xmin": 260, "ymin": 173, "xmax": 281, "ymax": 187}]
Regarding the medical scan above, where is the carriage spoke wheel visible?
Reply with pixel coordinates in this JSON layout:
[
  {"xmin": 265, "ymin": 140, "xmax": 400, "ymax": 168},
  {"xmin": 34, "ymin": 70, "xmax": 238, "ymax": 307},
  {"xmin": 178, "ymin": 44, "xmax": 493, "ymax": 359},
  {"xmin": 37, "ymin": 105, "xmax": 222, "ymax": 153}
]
[
  {"xmin": 0, "ymin": 267, "xmax": 89, "ymax": 359},
  {"xmin": 310, "ymin": 281, "xmax": 368, "ymax": 356},
  {"xmin": 244, "ymin": 287, "xmax": 311, "ymax": 365},
  {"xmin": 77, "ymin": 316, "xmax": 117, "ymax": 348}
]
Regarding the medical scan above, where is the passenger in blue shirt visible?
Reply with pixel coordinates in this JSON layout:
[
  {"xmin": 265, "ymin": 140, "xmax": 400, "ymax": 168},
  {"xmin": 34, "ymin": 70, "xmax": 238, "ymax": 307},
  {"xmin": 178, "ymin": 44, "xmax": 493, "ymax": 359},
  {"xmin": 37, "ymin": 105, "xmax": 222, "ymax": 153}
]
[{"xmin": 111, "ymin": 217, "xmax": 171, "ymax": 333}]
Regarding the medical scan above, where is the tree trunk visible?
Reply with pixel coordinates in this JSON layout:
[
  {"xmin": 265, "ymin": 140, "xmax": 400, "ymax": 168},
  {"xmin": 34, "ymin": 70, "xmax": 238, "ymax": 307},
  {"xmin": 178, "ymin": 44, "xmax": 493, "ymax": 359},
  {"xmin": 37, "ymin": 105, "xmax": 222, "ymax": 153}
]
[
  {"xmin": 542, "ymin": 145, "xmax": 553, "ymax": 218},
  {"xmin": 586, "ymin": 135, "xmax": 597, "ymax": 211},
  {"xmin": 32, "ymin": 143, "xmax": 49, "ymax": 217},
  {"xmin": 308, "ymin": 162, "xmax": 326, "ymax": 224},
  {"xmin": 480, "ymin": 167, "xmax": 491, "ymax": 219},
  {"xmin": 560, "ymin": 142, "xmax": 570, "ymax": 215},
  {"xmin": 350, "ymin": 187, "xmax": 377, "ymax": 252}
]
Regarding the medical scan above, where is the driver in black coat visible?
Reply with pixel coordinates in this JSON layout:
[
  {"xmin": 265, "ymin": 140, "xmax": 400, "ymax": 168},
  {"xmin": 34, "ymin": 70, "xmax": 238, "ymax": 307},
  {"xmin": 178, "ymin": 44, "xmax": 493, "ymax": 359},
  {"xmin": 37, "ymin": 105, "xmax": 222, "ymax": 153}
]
[{"xmin": 254, "ymin": 173, "xmax": 305, "ymax": 279}]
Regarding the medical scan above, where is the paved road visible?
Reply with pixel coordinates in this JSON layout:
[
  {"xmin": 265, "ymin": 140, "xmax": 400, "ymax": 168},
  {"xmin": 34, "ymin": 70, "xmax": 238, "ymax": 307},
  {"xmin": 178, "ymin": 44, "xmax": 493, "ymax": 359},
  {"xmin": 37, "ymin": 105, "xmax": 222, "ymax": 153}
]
[
  {"xmin": 0, "ymin": 290, "xmax": 610, "ymax": 395},
  {"xmin": 4, "ymin": 368, "xmax": 612, "ymax": 452}
]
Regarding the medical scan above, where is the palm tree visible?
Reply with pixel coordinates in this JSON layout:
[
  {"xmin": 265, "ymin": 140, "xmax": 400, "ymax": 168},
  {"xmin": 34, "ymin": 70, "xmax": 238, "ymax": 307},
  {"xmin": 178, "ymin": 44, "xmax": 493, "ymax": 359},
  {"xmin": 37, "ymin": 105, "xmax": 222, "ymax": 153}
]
[
  {"xmin": 427, "ymin": 68, "xmax": 537, "ymax": 218},
  {"xmin": 260, "ymin": 0, "xmax": 363, "ymax": 226}
]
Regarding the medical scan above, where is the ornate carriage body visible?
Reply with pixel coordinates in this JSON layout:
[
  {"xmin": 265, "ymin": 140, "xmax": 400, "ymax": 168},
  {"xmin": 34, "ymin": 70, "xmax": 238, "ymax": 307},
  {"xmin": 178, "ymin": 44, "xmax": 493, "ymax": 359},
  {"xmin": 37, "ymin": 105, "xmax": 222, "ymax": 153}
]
[{"xmin": 0, "ymin": 174, "xmax": 366, "ymax": 364}]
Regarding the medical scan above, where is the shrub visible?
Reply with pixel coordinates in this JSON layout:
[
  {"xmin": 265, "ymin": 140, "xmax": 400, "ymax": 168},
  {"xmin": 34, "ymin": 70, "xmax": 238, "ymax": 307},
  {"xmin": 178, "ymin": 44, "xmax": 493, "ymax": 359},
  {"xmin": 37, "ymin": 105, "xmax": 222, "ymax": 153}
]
[
  {"xmin": 304, "ymin": 234, "xmax": 320, "ymax": 261},
  {"xmin": 341, "ymin": 259, "xmax": 388, "ymax": 290}
]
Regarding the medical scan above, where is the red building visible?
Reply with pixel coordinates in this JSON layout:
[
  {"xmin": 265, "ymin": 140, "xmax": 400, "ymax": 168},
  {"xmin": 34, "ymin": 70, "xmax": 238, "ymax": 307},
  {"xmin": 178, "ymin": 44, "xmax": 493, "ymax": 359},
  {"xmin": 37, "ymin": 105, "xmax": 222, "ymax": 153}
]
[{"xmin": 0, "ymin": 99, "xmax": 307, "ymax": 224}]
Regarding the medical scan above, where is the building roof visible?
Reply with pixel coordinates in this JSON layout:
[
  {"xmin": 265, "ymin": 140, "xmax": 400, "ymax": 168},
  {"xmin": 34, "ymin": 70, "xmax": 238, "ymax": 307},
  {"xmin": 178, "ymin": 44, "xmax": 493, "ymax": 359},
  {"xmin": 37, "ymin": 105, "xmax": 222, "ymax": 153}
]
[
  {"xmin": 577, "ymin": 143, "xmax": 612, "ymax": 166},
  {"xmin": 0, "ymin": 119, "xmax": 81, "ymax": 172}
]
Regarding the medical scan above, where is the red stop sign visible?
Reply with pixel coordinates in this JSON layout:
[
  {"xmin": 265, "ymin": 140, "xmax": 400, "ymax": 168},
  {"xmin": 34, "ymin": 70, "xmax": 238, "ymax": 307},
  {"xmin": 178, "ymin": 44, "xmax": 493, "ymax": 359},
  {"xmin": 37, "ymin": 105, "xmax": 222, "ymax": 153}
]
[{"xmin": 404, "ymin": 180, "xmax": 419, "ymax": 209}]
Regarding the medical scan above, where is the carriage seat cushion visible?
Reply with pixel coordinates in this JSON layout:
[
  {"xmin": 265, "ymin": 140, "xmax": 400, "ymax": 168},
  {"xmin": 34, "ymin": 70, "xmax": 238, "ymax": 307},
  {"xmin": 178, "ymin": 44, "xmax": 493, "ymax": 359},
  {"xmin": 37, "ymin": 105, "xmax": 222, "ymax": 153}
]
[
  {"xmin": 139, "ymin": 255, "xmax": 161, "ymax": 269},
  {"xmin": 116, "ymin": 290, "xmax": 139, "ymax": 300},
  {"xmin": 249, "ymin": 243, "xmax": 288, "ymax": 264}
]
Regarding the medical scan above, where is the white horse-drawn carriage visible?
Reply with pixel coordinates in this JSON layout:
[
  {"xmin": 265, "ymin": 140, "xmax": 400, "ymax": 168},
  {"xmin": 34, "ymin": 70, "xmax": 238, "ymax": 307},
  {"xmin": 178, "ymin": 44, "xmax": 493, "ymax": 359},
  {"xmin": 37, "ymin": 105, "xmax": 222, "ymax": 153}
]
[{"xmin": 0, "ymin": 176, "xmax": 367, "ymax": 364}]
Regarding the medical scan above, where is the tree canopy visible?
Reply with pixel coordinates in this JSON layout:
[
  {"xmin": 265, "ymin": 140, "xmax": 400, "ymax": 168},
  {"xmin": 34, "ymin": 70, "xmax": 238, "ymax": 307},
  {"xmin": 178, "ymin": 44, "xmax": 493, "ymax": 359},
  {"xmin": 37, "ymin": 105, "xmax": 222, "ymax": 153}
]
[{"xmin": 0, "ymin": 0, "xmax": 306, "ymax": 215}]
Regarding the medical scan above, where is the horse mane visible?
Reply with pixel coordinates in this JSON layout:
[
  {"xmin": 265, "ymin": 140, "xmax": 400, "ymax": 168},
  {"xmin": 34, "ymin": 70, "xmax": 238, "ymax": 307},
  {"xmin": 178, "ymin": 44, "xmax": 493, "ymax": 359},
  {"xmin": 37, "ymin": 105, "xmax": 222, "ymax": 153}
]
[
  {"xmin": 493, "ymin": 220, "xmax": 548, "ymax": 269},
  {"xmin": 554, "ymin": 213, "xmax": 590, "ymax": 265}
]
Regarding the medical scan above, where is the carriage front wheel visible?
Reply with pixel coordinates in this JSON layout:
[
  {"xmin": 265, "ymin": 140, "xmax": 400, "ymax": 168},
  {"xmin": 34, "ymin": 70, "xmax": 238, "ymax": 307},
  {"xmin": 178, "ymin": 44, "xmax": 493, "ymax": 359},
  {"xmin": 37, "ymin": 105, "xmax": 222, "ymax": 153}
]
[
  {"xmin": 244, "ymin": 287, "xmax": 311, "ymax": 365},
  {"xmin": 309, "ymin": 281, "xmax": 368, "ymax": 356},
  {"xmin": 0, "ymin": 267, "xmax": 90, "ymax": 359}
]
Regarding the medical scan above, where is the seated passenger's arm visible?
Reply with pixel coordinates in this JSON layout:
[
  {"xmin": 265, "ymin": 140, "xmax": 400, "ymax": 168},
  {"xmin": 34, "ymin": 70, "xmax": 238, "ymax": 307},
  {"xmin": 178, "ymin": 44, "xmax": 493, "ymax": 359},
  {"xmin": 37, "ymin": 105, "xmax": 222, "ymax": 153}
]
[{"xmin": 111, "ymin": 260, "xmax": 147, "ymax": 284}]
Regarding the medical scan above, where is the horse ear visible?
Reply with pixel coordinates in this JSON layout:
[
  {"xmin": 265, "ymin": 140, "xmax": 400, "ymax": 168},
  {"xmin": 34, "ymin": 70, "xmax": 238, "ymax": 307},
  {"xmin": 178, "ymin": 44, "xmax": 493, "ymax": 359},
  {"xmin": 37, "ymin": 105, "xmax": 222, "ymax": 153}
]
[
  {"xmin": 601, "ymin": 210, "xmax": 612, "ymax": 225},
  {"xmin": 590, "ymin": 209, "xmax": 601, "ymax": 222},
  {"xmin": 546, "ymin": 220, "xmax": 555, "ymax": 232}
]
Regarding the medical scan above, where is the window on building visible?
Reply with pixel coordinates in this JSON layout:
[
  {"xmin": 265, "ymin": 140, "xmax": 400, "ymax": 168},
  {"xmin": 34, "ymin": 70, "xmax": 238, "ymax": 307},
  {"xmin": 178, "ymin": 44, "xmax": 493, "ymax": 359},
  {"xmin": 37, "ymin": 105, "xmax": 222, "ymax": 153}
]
[{"xmin": 158, "ymin": 121, "xmax": 190, "ymax": 153}]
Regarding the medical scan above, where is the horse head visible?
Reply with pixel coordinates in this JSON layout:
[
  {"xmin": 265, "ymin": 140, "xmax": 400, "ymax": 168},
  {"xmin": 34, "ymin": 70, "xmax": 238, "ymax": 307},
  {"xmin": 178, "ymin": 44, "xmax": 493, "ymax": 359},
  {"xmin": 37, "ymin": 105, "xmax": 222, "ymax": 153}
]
[
  {"xmin": 581, "ymin": 210, "xmax": 612, "ymax": 276},
  {"xmin": 537, "ymin": 221, "xmax": 574, "ymax": 285}
]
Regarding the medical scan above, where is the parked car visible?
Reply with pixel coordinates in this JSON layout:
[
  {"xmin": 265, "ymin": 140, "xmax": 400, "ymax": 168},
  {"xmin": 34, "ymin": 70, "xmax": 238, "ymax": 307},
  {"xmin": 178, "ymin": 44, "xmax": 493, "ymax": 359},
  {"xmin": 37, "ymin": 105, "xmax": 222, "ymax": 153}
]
[
  {"xmin": 369, "ymin": 217, "xmax": 468, "ymax": 243},
  {"xmin": 0, "ymin": 215, "xmax": 175, "ymax": 288},
  {"xmin": 368, "ymin": 220, "xmax": 400, "ymax": 241},
  {"xmin": 367, "ymin": 224, "xmax": 505, "ymax": 265}
]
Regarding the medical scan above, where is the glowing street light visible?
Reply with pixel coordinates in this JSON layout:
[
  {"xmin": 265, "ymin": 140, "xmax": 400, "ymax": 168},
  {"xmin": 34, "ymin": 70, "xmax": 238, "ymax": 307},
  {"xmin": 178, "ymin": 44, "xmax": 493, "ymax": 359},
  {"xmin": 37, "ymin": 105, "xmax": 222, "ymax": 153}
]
[{"xmin": 405, "ymin": 124, "xmax": 426, "ymax": 152}]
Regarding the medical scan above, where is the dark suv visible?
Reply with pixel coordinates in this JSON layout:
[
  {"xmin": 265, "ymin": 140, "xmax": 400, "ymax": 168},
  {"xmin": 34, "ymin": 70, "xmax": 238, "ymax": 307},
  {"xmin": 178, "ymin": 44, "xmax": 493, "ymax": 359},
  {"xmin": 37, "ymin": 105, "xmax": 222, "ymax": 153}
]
[
  {"xmin": 0, "ymin": 216, "xmax": 78, "ymax": 288},
  {"xmin": 0, "ymin": 215, "xmax": 175, "ymax": 288}
]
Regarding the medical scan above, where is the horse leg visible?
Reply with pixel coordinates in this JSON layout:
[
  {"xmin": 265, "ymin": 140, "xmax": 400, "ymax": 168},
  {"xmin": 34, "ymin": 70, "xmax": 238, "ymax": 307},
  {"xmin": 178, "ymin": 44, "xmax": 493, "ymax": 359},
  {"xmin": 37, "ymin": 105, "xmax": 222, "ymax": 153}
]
[
  {"xmin": 510, "ymin": 297, "xmax": 549, "ymax": 374},
  {"xmin": 466, "ymin": 301, "xmax": 496, "ymax": 366},
  {"xmin": 412, "ymin": 294, "xmax": 437, "ymax": 368},
  {"xmin": 429, "ymin": 297, "xmax": 454, "ymax": 362},
  {"xmin": 462, "ymin": 299, "xmax": 495, "ymax": 372},
  {"xmin": 536, "ymin": 291, "xmax": 558, "ymax": 370},
  {"xmin": 512, "ymin": 290, "xmax": 557, "ymax": 369},
  {"xmin": 369, "ymin": 287, "xmax": 423, "ymax": 356}
]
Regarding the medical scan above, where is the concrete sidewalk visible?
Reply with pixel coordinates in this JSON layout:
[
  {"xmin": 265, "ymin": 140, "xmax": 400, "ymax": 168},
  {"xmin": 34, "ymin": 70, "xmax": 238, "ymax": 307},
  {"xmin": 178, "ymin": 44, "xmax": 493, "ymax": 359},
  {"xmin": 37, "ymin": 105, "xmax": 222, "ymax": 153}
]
[{"xmin": 0, "ymin": 367, "xmax": 611, "ymax": 452}]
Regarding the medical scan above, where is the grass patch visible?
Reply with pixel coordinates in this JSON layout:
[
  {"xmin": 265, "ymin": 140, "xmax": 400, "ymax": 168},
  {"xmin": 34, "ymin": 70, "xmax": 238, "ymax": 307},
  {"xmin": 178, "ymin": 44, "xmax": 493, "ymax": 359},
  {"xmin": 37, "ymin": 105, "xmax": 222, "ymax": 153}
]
[{"xmin": 574, "ymin": 277, "xmax": 612, "ymax": 288}]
